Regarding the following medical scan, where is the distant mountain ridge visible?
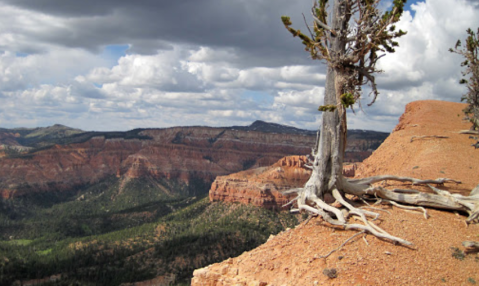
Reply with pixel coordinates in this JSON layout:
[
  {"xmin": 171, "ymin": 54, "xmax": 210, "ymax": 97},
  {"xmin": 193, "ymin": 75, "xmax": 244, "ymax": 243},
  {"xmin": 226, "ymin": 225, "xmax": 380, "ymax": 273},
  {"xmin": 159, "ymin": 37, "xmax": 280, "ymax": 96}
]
[
  {"xmin": 0, "ymin": 124, "xmax": 83, "ymax": 145},
  {"xmin": 1, "ymin": 120, "xmax": 388, "ymax": 148},
  {"xmin": 1, "ymin": 120, "xmax": 315, "ymax": 147},
  {"xmin": 229, "ymin": 120, "xmax": 316, "ymax": 135},
  {"xmin": 0, "ymin": 121, "xmax": 388, "ymax": 200}
]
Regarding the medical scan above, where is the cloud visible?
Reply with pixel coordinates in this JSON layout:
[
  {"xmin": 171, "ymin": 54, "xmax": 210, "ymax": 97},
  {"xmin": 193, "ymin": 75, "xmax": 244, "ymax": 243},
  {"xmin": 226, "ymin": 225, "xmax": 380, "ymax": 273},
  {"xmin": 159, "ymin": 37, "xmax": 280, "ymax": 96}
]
[
  {"xmin": 365, "ymin": 0, "xmax": 479, "ymax": 130},
  {"xmin": 0, "ymin": 0, "xmax": 478, "ymax": 133},
  {"xmin": 378, "ymin": 0, "xmax": 479, "ymax": 89},
  {"xmin": 0, "ymin": 0, "xmax": 312, "ymax": 66},
  {"xmin": 0, "ymin": 49, "xmax": 108, "ymax": 93},
  {"xmin": 89, "ymin": 49, "xmax": 207, "ymax": 93}
]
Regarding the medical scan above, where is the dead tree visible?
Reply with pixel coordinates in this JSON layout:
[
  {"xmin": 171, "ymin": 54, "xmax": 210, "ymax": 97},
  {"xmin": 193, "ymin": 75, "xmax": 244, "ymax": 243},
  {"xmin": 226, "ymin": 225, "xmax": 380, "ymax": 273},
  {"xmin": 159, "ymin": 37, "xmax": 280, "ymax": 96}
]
[{"xmin": 281, "ymin": 0, "xmax": 479, "ymax": 246}]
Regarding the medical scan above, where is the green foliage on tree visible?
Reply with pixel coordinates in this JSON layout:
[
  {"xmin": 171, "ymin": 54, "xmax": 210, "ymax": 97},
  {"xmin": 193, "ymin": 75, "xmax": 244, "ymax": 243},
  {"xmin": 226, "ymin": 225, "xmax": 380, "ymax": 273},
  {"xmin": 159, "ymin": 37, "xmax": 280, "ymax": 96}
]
[
  {"xmin": 282, "ymin": 0, "xmax": 406, "ymax": 111},
  {"xmin": 450, "ymin": 27, "xmax": 479, "ymax": 131}
]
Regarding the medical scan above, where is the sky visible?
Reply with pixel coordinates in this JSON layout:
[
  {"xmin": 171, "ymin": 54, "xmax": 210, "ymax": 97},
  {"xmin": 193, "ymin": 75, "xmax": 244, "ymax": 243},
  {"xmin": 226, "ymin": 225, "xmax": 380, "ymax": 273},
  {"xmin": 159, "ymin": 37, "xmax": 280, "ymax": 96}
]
[{"xmin": 0, "ymin": 0, "xmax": 478, "ymax": 132}]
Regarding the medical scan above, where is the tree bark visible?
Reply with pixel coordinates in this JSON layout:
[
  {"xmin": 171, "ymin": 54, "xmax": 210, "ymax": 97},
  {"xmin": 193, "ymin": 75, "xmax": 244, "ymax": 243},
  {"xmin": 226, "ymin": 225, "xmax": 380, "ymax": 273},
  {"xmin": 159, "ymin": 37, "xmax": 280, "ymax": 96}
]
[{"xmin": 303, "ymin": 0, "xmax": 348, "ymax": 201}]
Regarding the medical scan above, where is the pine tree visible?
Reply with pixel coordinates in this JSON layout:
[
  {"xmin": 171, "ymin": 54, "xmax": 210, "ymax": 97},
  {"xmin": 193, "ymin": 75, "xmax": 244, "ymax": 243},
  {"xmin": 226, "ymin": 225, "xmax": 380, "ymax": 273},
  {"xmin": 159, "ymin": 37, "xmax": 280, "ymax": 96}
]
[
  {"xmin": 281, "ymin": 0, "xmax": 479, "ymax": 245},
  {"xmin": 451, "ymin": 28, "xmax": 479, "ymax": 131},
  {"xmin": 450, "ymin": 28, "xmax": 479, "ymax": 198}
]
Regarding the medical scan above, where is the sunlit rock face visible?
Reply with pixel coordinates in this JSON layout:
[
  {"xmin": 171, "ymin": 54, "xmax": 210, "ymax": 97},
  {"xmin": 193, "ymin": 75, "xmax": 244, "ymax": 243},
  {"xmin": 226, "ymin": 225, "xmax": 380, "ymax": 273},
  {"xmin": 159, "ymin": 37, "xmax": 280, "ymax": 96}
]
[
  {"xmin": 209, "ymin": 155, "xmax": 362, "ymax": 209},
  {"xmin": 0, "ymin": 123, "xmax": 386, "ymax": 198},
  {"xmin": 0, "ymin": 126, "xmax": 314, "ymax": 198}
]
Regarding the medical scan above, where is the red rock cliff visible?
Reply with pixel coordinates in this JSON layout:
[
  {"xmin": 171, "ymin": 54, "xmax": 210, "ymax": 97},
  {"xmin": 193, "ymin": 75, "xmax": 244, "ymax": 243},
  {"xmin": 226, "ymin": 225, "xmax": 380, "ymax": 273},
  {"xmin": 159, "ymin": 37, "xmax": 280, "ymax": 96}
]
[
  {"xmin": 209, "ymin": 156, "xmax": 311, "ymax": 209},
  {"xmin": 0, "ymin": 124, "xmax": 385, "ymax": 198},
  {"xmin": 209, "ymin": 156, "xmax": 358, "ymax": 209},
  {"xmin": 0, "ymin": 127, "xmax": 315, "ymax": 198}
]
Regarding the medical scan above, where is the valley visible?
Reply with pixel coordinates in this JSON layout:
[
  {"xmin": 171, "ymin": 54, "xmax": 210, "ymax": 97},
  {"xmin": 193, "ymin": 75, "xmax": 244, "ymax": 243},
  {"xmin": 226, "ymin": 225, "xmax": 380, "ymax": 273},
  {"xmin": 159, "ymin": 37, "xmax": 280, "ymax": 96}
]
[{"xmin": 0, "ymin": 121, "xmax": 387, "ymax": 285}]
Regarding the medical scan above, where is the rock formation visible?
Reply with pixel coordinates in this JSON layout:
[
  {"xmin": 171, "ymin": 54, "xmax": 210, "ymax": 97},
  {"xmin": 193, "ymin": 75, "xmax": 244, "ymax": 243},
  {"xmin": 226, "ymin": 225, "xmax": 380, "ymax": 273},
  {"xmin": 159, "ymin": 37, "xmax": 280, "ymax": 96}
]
[
  {"xmin": 0, "ymin": 127, "xmax": 312, "ymax": 198},
  {"xmin": 209, "ymin": 156, "xmax": 359, "ymax": 209},
  {"xmin": 209, "ymin": 156, "xmax": 311, "ymax": 210},
  {"xmin": 355, "ymin": 100, "xmax": 479, "ymax": 191},
  {"xmin": 0, "ymin": 122, "xmax": 387, "ymax": 199}
]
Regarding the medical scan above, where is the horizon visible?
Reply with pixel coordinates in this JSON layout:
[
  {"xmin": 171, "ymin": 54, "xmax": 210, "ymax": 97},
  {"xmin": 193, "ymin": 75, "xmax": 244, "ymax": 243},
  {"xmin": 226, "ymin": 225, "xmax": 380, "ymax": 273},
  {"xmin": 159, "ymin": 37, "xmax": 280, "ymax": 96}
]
[
  {"xmin": 1, "ymin": 0, "xmax": 478, "ymax": 133},
  {"xmin": 0, "ymin": 118, "xmax": 393, "ymax": 133}
]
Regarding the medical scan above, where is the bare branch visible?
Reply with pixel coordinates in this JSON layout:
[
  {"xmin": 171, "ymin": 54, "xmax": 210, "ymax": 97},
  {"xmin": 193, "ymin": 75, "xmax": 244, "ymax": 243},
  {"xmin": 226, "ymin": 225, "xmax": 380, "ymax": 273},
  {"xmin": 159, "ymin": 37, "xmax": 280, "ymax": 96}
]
[
  {"xmin": 316, "ymin": 231, "xmax": 365, "ymax": 258},
  {"xmin": 410, "ymin": 135, "xmax": 449, "ymax": 142},
  {"xmin": 460, "ymin": 130, "xmax": 479, "ymax": 135},
  {"xmin": 387, "ymin": 200, "xmax": 429, "ymax": 219},
  {"xmin": 312, "ymin": 15, "xmax": 336, "ymax": 36},
  {"xmin": 302, "ymin": 13, "xmax": 315, "ymax": 39}
]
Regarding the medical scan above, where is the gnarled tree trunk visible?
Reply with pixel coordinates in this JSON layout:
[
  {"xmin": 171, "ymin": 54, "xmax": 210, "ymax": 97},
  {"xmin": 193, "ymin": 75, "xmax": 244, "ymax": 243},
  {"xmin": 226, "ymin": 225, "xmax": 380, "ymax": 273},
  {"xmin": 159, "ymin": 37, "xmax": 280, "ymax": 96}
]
[
  {"xmin": 302, "ymin": 0, "xmax": 347, "ymax": 203},
  {"xmin": 287, "ymin": 0, "xmax": 479, "ymax": 247}
]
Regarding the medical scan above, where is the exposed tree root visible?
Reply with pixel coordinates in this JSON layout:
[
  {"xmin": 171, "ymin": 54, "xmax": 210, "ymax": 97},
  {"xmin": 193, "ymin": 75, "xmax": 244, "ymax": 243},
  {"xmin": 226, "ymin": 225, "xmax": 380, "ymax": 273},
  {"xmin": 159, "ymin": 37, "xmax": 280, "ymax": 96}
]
[
  {"xmin": 348, "ymin": 176, "xmax": 462, "ymax": 186},
  {"xmin": 346, "ymin": 176, "xmax": 479, "ymax": 224},
  {"xmin": 362, "ymin": 234, "xmax": 369, "ymax": 246},
  {"xmin": 285, "ymin": 175, "xmax": 479, "ymax": 247},
  {"xmin": 293, "ymin": 189, "xmax": 414, "ymax": 245},
  {"xmin": 385, "ymin": 200, "xmax": 429, "ymax": 219}
]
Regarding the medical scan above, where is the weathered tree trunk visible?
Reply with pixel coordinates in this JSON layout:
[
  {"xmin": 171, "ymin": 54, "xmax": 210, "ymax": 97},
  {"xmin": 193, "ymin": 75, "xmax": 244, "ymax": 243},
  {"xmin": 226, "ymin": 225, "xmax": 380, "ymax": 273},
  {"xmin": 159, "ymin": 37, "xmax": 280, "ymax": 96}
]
[
  {"xmin": 302, "ymin": 0, "xmax": 348, "ymax": 202},
  {"xmin": 303, "ymin": 72, "xmax": 346, "ymax": 201}
]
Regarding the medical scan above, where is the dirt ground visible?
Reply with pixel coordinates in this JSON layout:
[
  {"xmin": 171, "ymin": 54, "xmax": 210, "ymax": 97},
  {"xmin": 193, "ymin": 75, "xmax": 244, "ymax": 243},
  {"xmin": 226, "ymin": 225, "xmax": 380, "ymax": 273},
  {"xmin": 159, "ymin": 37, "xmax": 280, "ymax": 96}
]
[{"xmin": 192, "ymin": 100, "xmax": 479, "ymax": 286}]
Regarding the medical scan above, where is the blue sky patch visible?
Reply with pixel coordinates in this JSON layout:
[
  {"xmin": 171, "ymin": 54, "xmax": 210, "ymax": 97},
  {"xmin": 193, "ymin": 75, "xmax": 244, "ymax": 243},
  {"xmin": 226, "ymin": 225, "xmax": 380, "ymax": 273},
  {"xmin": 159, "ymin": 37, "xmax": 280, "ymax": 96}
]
[{"xmin": 100, "ymin": 44, "xmax": 130, "ymax": 66}]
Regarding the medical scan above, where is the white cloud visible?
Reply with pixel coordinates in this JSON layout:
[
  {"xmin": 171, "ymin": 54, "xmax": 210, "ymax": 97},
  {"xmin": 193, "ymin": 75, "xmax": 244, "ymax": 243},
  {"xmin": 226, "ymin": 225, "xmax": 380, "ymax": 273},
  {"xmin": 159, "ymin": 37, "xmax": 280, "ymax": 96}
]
[
  {"xmin": 0, "ymin": 0, "xmax": 478, "ymax": 133},
  {"xmin": 0, "ymin": 49, "xmax": 105, "ymax": 92},
  {"xmin": 366, "ymin": 0, "xmax": 479, "ymax": 130}
]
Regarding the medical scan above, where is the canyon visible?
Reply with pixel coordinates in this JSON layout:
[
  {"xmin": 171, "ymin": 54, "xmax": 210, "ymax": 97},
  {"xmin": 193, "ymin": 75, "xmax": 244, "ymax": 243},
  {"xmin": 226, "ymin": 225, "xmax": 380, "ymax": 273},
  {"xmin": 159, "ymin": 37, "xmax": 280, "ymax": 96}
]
[
  {"xmin": 0, "ymin": 120, "xmax": 388, "ymax": 285},
  {"xmin": 0, "ymin": 121, "xmax": 387, "ymax": 200}
]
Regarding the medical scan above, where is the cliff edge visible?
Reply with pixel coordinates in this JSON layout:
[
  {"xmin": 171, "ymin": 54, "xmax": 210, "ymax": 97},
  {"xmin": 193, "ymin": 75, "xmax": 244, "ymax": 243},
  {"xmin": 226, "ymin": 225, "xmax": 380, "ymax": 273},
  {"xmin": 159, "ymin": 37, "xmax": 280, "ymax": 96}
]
[{"xmin": 192, "ymin": 100, "xmax": 479, "ymax": 286}]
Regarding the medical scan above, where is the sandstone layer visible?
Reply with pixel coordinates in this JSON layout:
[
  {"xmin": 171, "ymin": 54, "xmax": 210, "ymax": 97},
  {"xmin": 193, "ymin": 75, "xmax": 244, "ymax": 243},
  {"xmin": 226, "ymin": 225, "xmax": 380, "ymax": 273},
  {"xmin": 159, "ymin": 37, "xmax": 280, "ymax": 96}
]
[
  {"xmin": 0, "ymin": 122, "xmax": 385, "ymax": 199},
  {"xmin": 0, "ymin": 127, "xmax": 313, "ymax": 198},
  {"xmin": 209, "ymin": 156, "xmax": 311, "ymax": 210},
  {"xmin": 192, "ymin": 100, "xmax": 479, "ymax": 286},
  {"xmin": 209, "ymin": 157, "xmax": 358, "ymax": 209}
]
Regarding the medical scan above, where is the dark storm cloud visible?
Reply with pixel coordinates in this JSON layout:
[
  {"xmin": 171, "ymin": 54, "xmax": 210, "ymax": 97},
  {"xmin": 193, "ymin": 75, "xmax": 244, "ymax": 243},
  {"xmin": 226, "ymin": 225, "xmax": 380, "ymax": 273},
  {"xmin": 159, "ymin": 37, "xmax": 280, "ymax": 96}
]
[{"xmin": 2, "ymin": 0, "xmax": 314, "ymax": 67}]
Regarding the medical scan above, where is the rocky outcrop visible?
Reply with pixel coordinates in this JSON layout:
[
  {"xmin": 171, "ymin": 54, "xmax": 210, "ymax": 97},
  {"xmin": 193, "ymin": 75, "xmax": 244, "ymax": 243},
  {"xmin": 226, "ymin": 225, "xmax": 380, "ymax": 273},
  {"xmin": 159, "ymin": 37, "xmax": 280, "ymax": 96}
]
[
  {"xmin": 209, "ymin": 157, "xmax": 359, "ymax": 209},
  {"xmin": 192, "ymin": 100, "xmax": 479, "ymax": 286},
  {"xmin": 209, "ymin": 156, "xmax": 311, "ymax": 209},
  {"xmin": 356, "ymin": 100, "xmax": 479, "ymax": 191}
]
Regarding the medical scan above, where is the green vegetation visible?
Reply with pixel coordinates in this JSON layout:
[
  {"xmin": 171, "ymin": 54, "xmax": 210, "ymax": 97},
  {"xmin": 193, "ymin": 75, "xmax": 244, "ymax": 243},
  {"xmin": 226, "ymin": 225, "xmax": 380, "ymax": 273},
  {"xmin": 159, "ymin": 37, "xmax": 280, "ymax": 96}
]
[
  {"xmin": 2, "ymin": 126, "xmax": 152, "ymax": 158},
  {"xmin": 0, "ymin": 176, "xmax": 207, "ymax": 240},
  {"xmin": 0, "ymin": 176, "xmax": 299, "ymax": 285}
]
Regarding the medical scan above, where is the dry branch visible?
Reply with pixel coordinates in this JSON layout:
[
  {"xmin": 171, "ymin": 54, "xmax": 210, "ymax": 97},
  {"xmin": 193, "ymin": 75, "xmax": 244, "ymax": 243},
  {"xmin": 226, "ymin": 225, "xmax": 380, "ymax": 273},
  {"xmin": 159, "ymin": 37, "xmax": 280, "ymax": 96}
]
[
  {"xmin": 460, "ymin": 130, "xmax": 479, "ymax": 135},
  {"xmin": 317, "ymin": 231, "xmax": 365, "ymax": 259},
  {"xmin": 387, "ymin": 200, "xmax": 429, "ymax": 219},
  {"xmin": 410, "ymin": 135, "xmax": 449, "ymax": 142}
]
